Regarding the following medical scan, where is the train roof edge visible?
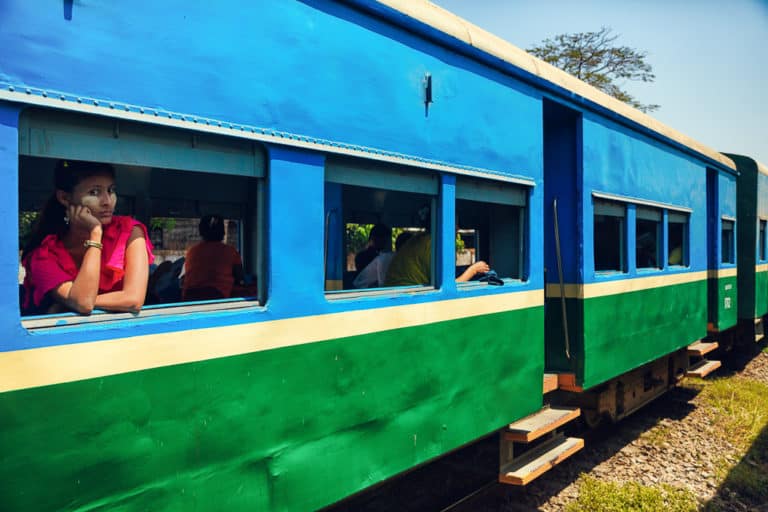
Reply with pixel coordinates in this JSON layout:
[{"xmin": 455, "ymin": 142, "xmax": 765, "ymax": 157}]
[
  {"xmin": 361, "ymin": 0, "xmax": 736, "ymax": 172},
  {"xmin": 722, "ymin": 153, "xmax": 768, "ymax": 176}
]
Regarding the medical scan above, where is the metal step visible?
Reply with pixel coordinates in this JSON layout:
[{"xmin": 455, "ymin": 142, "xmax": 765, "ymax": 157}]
[
  {"xmin": 543, "ymin": 373, "xmax": 558, "ymax": 394},
  {"xmin": 505, "ymin": 406, "xmax": 580, "ymax": 443},
  {"xmin": 688, "ymin": 340, "xmax": 718, "ymax": 357},
  {"xmin": 686, "ymin": 359, "xmax": 721, "ymax": 378},
  {"xmin": 499, "ymin": 436, "xmax": 584, "ymax": 486}
]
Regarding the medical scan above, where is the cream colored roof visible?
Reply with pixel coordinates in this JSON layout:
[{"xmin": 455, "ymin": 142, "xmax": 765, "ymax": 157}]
[
  {"xmin": 758, "ymin": 160, "xmax": 768, "ymax": 177},
  {"xmin": 376, "ymin": 0, "xmax": 736, "ymax": 171}
]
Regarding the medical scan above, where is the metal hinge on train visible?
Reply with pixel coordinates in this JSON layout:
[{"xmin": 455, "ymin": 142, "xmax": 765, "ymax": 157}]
[{"xmin": 498, "ymin": 406, "xmax": 583, "ymax": 486}]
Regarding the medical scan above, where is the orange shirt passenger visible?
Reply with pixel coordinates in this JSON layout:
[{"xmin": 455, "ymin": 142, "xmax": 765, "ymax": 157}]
[{"xmin": 182, "ymin": 215, "xmax": 244, "ymax": 301}]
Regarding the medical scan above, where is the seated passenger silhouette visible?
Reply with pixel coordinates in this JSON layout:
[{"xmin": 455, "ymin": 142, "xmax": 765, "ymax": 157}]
[
  {"xmin": 354, "ymin": 224, "xmax": 392, "ymax": 272},
  {"xmin": 182, "ymin": 215, "xmax": 244, "ymax": 301},
  {"xmin": 354, "ymin": 231, "xmax": 413, "ymax": 288},
  {"xmin": 385, "ymin": 207, "xmax": 488, "ymax": 286}
]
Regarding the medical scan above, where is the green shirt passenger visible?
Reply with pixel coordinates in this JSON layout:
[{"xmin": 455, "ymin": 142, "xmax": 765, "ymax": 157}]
[{"xmin": 384, "ymin": 233, "xmax": 490, "ymax": 286}]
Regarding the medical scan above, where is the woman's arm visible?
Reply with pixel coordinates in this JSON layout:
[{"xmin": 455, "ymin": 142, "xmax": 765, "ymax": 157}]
[
  {"xmin": 49, "ymin": 207, "xmax": 104, "ymax": 314},
  {"xmin": 93, "ymin": 226, "xmax": 150, "ymax": 313}
]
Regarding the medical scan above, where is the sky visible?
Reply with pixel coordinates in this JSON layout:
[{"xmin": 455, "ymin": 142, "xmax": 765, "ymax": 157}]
[{"xmin": 432, "ymin": 0, "xmax": 768, "ymax": 166}]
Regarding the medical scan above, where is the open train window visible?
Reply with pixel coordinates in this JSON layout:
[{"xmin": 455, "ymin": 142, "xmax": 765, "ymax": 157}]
[
  {"xmin": 667, "ymin": 212, "xmax": 689, "ymax": 267},
  {"xmin": 594, "ymin": 200, "xmax": 625, "ymax": 273},
  {"xmin": 18, "ymin": 108, "xmax": 265, "ymax": 327},
  {"xmin": 324, "ymin": 157, "xmax": 437, "ymax": 295},
  {"xmin": 721, "ymin": 218, "xmax": 735, "ymax": 264},
  {"xmin": 760, "ymin": 219, "xmax": 766, "ymax": 262},
  {"xmin": 456, "ymin": 177, "xmax": 527, "ymax": 283},
  {"xmin": 636, "ymin": 207, "xmax": 661, "ymax": 270}
]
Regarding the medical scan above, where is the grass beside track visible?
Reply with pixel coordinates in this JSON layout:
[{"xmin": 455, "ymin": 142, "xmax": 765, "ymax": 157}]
[{"xmin": 565, "ymin": 359, "xmax": 768, "ymax": 512}]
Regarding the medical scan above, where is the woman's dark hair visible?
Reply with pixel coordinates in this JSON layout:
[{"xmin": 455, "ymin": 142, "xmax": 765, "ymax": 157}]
[
  {"xmin": 22, "ymin": 160, "xmax": 116, "ymax": 259},
  {"xmin": 199, "ymin": 214, "xmax": 225, "ymax": 242}
]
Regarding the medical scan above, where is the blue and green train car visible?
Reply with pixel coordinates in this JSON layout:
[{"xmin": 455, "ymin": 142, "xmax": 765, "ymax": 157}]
[
  {"xmin": 0, "ymin": 0, "xmax": 757, "ymax": 510},
  {"xmin": 2, "ymin": 1, "xmax": 548, "ymax": 510},
  {"xmin": 717, "ymin": 153, "xmax": 768, "ymax": 345}
]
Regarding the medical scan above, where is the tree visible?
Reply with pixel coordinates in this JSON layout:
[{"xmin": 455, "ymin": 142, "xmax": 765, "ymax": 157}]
[{"xmin": 527, "ymin": 27, "xmax": 659, "ymax": 113}]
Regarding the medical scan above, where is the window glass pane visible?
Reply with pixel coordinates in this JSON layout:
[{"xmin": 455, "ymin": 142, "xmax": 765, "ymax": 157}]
[
  {"xmin": 325, "ymin": 181, "xmax": 435, "ymax": 292},
  {"xmin": 721, "ymin": 219, "xmax": 735, "ymax": 264},
  {"xmin": 456, "ymin": 198, "xmax": 526, "ymax": 281},
  {"xmin": 636, "ymin": 207, "xmax": 661, "ymax": 269},
  {"xmin": 594, "ymin": 200, "xmax": 625, "ymax": 272},
  {"xmin": 760, "ymin": 220, "xmax": 766, "ymax": 261},
  {"xmin": 668, "ymin": 214, "xmax": 688, "ymax": 266}
]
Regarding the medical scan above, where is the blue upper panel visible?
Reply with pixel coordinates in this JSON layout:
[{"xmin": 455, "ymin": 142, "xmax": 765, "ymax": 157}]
[
  {"xmin": 581, "ymin": 113, "xmax": 708, "ymax": 282},
  {"xmin": 0, "ymin": 1, "xmax": 548, "ymax": 350},
  {"xmin": 0, "ymin": 0, "xmax": 542, "ymax": 180}
]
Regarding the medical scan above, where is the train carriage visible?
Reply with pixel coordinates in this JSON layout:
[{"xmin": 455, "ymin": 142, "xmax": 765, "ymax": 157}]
[
  {"xmin": 0, "ymin": 1, "xmax": 756, "ymax": 510},
  {"xmin": 1, "ymin": 1, "xmax": 550, "ymax": 510},
  {"xmin": 723, "ymin": 154, "xmax": 768, "ymax": 344}
]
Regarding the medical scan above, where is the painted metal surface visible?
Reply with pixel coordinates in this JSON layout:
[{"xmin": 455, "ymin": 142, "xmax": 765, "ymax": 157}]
[
  {"xmin": 0, "ymin": 0, "xmax": 542, "ymax": 179},
  {"xmin": 348, "ymin": 0, "xmax": 735, "ymax": 171},
  {"xmin": 707, "ymin": 169, "xmax": 738, "ymax": 331},
  {"xmin": 1, "ymin": 2, "xmax": 550, "ymax": 510},
  {"xmin": 727, "ymin": 154, "xmax": 768, "ymax": 319},
  {"xmin": 547, "ymin": 280, "xmax": 706, "ymax": 388},
  {"xmin": 0, "ymin": 308, "xmax": 544, "ymax": 511}
]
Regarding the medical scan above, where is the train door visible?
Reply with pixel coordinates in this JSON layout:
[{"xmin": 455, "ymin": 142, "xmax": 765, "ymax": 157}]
[{"xmin": 543, "ymin": 99, "xmax": 582, "ymax": 374}]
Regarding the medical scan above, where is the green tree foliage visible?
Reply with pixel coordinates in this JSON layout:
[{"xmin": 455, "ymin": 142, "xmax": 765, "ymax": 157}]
[
  {"xmin": 19, "ymin": 211, "xmax": 39, "ymax": 249},
  {"xmin": 528, "ymin": 27, "xmax": 660, "ymax": 113}
]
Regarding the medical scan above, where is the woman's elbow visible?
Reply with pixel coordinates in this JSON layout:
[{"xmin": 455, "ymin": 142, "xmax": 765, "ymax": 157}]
[
  {"xmin": 71, "ymin": 299, "xmax": 96, "ymax": 315},
  {"xmin": 124, "ymin": 290, "xmax": 146, "ymax": 313}
]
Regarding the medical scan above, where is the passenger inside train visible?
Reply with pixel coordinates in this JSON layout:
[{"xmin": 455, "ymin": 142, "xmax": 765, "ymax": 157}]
[
  {"xmin": 20, "ymin": 159, "xmax": 154, "ymax": 315},
  {"xmin": 353, "ymin": 230, "xmax": 413, "ymax": 289},
  {"xmin": 181, "ymin": 214, "xmax": 245, "ymax": 301}
]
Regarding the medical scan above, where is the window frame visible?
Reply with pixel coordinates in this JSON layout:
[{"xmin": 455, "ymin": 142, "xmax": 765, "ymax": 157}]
[
  {"xmin": 667, "ymin": 211, "xmax": 689, "ymax": 268},
  {"xmin": 455, "ymin": 177, "xmax": 529, "ymax": 286},
  {"xmin": 635, "ymin": 206, "xmax": 662, "ymax": 270},
  {"xmin": 18, "ymin": 108, "xmax": 266, "ymax": 329},
  {"xmin": 324, "ymin": 157, "xmax": 440, "ymax": 298},
  {"xmin": 593, "ymin": 199, "xmax": 627, "ymax": 274},
  {"xmin": 721, "ymin": 217, "xmax": 736, "ymax": 264}
]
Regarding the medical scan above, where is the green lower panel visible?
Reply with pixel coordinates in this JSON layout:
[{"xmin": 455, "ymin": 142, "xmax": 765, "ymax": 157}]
[
  {"xmin": 544, "ymin": 297, "xmax": 583, "ymax": 376},
  {"xmin": 708, "ymin": 276, "xmax": 738, "ymax": 331},
  {"xmin": 0, "ymin": 307, "xmax": 543, "ymax": 512},
  {"xmin": 757, "ymin": 270, "xmax": 768, "ymax": 317},
  {"xmin": 581, "ymin": 280, "xmax": 706, "ymax": 389}
]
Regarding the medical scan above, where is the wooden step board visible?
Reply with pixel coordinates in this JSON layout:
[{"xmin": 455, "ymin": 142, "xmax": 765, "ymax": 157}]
[
  {"xmin": 499, "ymin": 436, "xmax": 584, "ymax": 486},
  {"xmin": 505, "ymin": 407, "xmax": 580, "ymax": 443},
  {"xmin": 686, "ymin": 359, "xmax": 721, "ymax": 378},
  {"xmin": 688, "ymin": 341, "xmax": 718, "ymax": 357},
  {"xmin": 756, "ymin": 334, "xmax": 765, "ymax": 343},
  {"xmin": 543, "ymin": 373, "xmax": 558, "ymax": 394}
]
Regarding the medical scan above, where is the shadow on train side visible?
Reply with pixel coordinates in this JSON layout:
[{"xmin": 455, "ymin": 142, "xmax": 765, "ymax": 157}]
[
  {"xmin": 703, "ymin": 421, "xmax": 768, "ymax": 510},
  {"xmin": 323, "ymin": 386, "xmax": 702, "ymax": 512}
]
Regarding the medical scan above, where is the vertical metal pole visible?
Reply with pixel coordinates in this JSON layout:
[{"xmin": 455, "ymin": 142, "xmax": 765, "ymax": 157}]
[{"xmin": 553, "ymin": 199, "xmax": 571, "ymax": 359}]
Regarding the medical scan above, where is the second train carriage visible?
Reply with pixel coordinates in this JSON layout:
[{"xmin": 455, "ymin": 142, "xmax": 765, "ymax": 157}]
[
  {"xmin": 0, "ymin": 0, "xmax": 765, "ymax": 510},
  {"xmin": 725, "ymin": 154, "xmax": 768, "ymax": 342}
]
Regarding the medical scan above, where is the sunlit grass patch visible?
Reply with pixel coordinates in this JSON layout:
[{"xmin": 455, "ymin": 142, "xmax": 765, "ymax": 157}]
[
  {"xmin": 565, "ymin": 475, "xmax": 697, "ymax": 512},
  {"xmin": 699, "ymin": 377, "xmax": 768, "ymax": 450}
]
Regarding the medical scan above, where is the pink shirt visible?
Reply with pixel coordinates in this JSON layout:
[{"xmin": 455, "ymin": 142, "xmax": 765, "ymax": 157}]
[{"xmin": 23, "ymin": 216, "xmax": 155, "ymax": 310}]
